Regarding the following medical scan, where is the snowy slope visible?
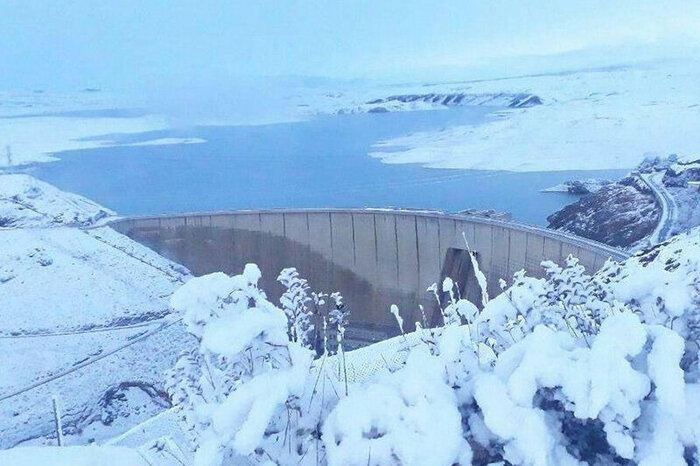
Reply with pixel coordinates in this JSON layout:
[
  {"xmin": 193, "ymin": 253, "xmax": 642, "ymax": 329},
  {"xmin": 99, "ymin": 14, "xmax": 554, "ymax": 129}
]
[
  {"xmin": 0, "ymin": 174, "xmax": 195, "ymax": 448},
  {"xmin": 547, "ymin": 176, "xmax": 660, "ymax": 249},
  {"xmin": 0, "ymin": 173, "xmax": 113, "ymax": 228},
  {"xmin": 366, "ymin": 60, "xmax": 700, "ymax": 171},
  {"xmin": 0, "ymin": 445, "xmax": 146, "ymax": 465},
  {"xmin": 0, "ymin": 90, "xmax": 205, "ymax": 168},
  {"xmin": 548, "ymin": 156, "xmax": 700, "ymax": 250}
]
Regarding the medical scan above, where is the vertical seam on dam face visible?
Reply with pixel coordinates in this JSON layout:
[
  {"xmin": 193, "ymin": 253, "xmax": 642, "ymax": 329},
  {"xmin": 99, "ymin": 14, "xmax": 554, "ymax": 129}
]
[
  {"xmin": 110, "ymin": 209, "xmax": 628, "ymax": 343},
  {"xmin": 507, "ymin": 227, "xmax": 512, "ymax": 275},
  {"xmin": 394, "ymin": 215, "xmax": 400, "ymax": 288},
  {"xmin": 351, "ymin": 214, "xmax": 357, "ymax": 267},
  {"xmin": 414, "ymin": 216, "xmax": 421, "ymax": 295},
  {"xmin": 558, "ymin": 241, "xmax": 563, "ymax": 263},
  {"xmin": 541, "ymin": 234, "xmax": 546, "ymax": 257},
  {"xmin": 329, "ymin": 212, "xmax": 334, "ymax": 263},
  {"xmin": 373, "ymin": 215, "xmax": 379, "ymax": 266},
  {"xmin": 437, "ymin": 219, "xmax": 442, "ymax": 271}
]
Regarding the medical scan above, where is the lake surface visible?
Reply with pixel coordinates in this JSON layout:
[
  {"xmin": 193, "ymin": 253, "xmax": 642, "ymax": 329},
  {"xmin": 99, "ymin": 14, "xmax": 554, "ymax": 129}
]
[{"xmin": 31, "ymin": 108, "xmax": 627, "ymax": 226}]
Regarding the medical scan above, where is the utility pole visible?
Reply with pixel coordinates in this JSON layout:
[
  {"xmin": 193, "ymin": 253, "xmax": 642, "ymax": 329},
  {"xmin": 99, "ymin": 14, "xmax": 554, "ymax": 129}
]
[{"xmin": 5, "ymin": 146, "xmax": 12, "ymax": 166}]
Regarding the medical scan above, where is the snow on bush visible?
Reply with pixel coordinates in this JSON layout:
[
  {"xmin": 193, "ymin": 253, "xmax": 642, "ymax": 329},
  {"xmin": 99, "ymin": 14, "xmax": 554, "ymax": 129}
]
[
  {"xmin": 323, "ymin": 346, "xmax": 472, "ymax": 466},
  {"xmin": 166, "ymin": 264, "xmax": 314, "ymax": 465},
  {"xmin": 168, "ymin": 230, "xmax": 700, "ymax": 466}
]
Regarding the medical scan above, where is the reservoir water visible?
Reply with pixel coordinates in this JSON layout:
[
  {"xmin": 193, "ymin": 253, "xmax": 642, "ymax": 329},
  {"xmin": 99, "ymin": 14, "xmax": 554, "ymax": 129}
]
[{"xmin": 30, "ymin": 107, "xmax": 627, "ymax": 226}]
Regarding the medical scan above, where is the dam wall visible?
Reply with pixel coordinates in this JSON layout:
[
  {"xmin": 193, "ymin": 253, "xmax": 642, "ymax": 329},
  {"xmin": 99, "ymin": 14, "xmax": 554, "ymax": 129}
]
[{"xmin": 110, "ymin": 209, "xmax": 628, "ymax": 346}]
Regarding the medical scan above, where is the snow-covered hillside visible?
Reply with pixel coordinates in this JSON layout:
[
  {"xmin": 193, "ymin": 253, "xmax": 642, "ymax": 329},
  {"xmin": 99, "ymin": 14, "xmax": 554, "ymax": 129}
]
[
  {"xmin": 0, "ymin": 173, "xmax": 114, "ymax": 228},
  {"xmin": 547, "ymin": 176, "xmax": 660, "ymax": 248},
  {"xmin": 548, "ymin": 155, "xmax": 700, "ymax": 250},
  {"xmin": 0, "ymin": 90, "xmax": 203, "ymax": 168},
  {"xmin": 362, "ymin": 60, "xmax": 700, "ymax": 171},
  {"xmin": 0, "ymin": 174, "xmax": 194, "ymax": 447}
]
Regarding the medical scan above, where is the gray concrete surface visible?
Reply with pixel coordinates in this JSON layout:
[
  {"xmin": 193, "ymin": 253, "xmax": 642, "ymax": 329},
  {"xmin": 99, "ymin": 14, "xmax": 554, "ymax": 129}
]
[{"xmin": 110, "ymin": 209, "xmax": 628, "ymax": 346}]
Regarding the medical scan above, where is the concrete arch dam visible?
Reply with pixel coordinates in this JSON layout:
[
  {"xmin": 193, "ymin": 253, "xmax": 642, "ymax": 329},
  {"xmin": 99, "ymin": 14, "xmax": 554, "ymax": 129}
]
[{"xmin": 110, "ymin": 209, "xmax": 628, "ymax": 347}]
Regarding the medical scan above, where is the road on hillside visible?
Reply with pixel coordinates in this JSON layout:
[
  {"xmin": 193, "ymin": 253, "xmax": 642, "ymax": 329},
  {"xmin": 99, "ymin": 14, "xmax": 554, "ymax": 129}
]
[{"xmin": 639, "ymin": 172, "xmax": 678, "ymax": 243}]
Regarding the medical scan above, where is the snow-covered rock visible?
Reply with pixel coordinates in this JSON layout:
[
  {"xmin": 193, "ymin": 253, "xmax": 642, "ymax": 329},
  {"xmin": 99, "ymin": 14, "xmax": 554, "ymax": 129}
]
[
  {"xmin": 548, "ymin": 154, "xmax": 700, "ymax": 249},
  {"xmin": 664, "ymin": 156, "xmax": 700, "ymax": 187},
  {"xmin": 547, "ymin": 177, "xmax": 660, "ymax": 248},
  {"xmin": 542, "ymin": 178, "xmax": 612, "ymax": 194},
  {"xmin": 0, "ymin": 174, "xmax": 114, "ymax": 228},
  {"xmin": 337, "ymin": 92, "xmax": 541, "ymax": 114}
]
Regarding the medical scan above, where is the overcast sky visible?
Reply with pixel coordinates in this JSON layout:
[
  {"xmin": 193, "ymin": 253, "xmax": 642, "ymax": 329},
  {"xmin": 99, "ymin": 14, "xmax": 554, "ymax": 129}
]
[{"xmin": 2, "ymin": 0, "xmax": 699, "ymax": 90}]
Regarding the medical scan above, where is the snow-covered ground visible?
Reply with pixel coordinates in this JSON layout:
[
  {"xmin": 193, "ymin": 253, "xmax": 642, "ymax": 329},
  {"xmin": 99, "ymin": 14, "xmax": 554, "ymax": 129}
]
[
  {"xmin": 0, "ymin": 172, "xmax": 113, "ymax": 228},
  {"xmin": 363, "ymin": 60, "xmax": 700, "ymax": 171},
  {"xmin": 0, "ymin": 445, "xmax": 146, "ymax": 465},
  {"xmin": 0, "ymin": 174, "xmax": 194, "ymax": 448},
  {"xmin": 0, "ymin": 90, "xmax": 204, "ymax": 168}
]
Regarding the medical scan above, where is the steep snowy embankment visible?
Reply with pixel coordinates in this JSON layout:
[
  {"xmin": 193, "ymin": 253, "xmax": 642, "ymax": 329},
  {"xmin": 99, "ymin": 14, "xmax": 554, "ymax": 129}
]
[
  {"xmin": 548, "ymin": 155, "xmax": 700, "ymax": 249},
  {"xmin": 547, "ymin": 176, "xmax": 660, "ymax": 248},
  {"xmin": 0, "ymin": 174, "xmax": 194, "ymax": 448}
]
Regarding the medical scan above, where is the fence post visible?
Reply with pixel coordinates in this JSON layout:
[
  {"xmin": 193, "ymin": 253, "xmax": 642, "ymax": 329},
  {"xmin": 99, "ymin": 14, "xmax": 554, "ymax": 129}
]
[{"xmin": 52, "ymin": 395, "xmax": 63, "ymax": 446}]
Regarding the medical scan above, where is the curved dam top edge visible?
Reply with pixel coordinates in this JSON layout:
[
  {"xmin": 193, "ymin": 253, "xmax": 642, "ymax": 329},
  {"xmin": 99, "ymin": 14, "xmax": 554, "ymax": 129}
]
[{"xmin": 108, "ymin": 207, "xmax": 629, "ymax": 261}]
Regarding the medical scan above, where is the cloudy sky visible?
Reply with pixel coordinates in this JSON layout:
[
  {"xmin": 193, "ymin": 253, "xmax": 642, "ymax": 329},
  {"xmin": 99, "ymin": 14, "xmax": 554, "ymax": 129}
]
[{"xmin": 2, "ymin": 0, "xmax": 699, "ymax": 90}]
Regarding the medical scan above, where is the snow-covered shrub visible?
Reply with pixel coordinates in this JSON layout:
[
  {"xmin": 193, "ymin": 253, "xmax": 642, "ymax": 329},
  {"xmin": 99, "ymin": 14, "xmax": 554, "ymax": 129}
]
[
  {"xmin": 472, "ymin": 312, "xmax": 699, "ymax": 465},
  {"xmin": 166, "ymin": 264, "xmax": 314, "ymax": 466},
  {"xmin": 278, "ymin": 267, "xmax": 315, "ymax": 347},
  {"xmin": 278, "ymin": 267, "xmax": 348, "ymax": 357},
  {"xmin": 168, "ymin": 230, "xmax": 700, "ymax": 466},
  {"xmin": 600, "ymin": 230, "xmax": 700, "ymax": 374},
  {"xmin": 468, "ymin": 231, "xmax": 700, "ymax": 465},
  {"xmin": 322, "ymin": 346, "xmax": 473, "ymax": 466}
]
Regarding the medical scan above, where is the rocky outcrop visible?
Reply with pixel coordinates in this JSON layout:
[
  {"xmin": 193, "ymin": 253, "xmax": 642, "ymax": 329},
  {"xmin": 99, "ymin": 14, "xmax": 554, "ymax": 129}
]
[
  {"xmin": 547, "ymin": 177, "xmax": 660, "ymax": 248},
  {"xmin": 663, "ymin": 157, "xmax": 700, "ymax": 187},
  {"xmin": 543, "ymin": 179, "xmax": 612, "ymax": 194},
  {"xmin": 366, "ymin": 92, "xmax": 542, "ymax": 109},
  {"xmin": 338, "ymin": 92, "xmax": 543, "ymax": 114}
]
